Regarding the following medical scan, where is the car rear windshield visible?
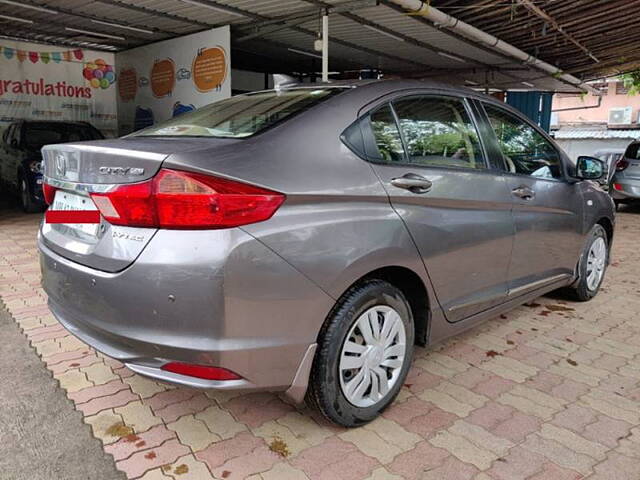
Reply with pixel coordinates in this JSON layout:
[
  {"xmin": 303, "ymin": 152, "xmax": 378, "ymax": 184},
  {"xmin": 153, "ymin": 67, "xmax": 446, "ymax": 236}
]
[
  {"xmin": 133, "ymin": 88, "xmax": 346, "ymax": 139},
  {"xmin": 23, "ymin": 123, "xmax": 103, "ymax": 151}
]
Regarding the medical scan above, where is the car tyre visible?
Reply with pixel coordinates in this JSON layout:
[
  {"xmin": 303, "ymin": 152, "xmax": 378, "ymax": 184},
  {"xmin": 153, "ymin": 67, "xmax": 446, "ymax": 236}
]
[
  {"xmin": 306, "ymin": 279, "xmax": 414, "ymax": 427},
  {"xmin": 19, "ymin": 176, "xmax": 42, "ymax": 213},
  {"xmin": 568, "ymin": 224, "xmax": 608, "ymax": 302}
]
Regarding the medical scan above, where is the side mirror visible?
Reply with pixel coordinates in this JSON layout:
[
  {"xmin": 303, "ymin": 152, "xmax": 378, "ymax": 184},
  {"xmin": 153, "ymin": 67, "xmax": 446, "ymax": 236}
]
[{"xmin": 576, "ymin": 156, "xmax": 605, "ymax": 180}]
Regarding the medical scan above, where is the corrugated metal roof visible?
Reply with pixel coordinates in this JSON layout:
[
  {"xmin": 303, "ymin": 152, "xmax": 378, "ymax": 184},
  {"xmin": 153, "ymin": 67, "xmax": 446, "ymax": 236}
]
[
  {"xmin": 553, "ymin": 129, "xmax": 640, "ymax": 140},
  {"xmin": 0, "ymin": 0, "xmax": 598, "ymax": 92}
]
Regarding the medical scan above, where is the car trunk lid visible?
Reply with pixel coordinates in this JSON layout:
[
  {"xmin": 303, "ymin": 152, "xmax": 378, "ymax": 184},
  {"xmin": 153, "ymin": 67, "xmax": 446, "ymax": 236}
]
[{"xmin": 40, "ymin": 138, "xmax": 237, "ymax": 272}]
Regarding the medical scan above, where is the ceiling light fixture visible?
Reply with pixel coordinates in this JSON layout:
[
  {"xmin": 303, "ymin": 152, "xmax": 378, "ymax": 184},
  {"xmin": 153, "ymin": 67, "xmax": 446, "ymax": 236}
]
[
  {"xmin": 521, "ymin": 81, "xmax": 535, "ymax": 87},
  {"xmin": 465, "ymin": 80, "xmax": 479, "ymax": 86},
  {"xmin": 288, "ymin": 47, "xmax": 322, "ymax": 59},
  {"xmin": 65, "ymin": 27, "xmax": 125, "ymax": 41},
  {"xmin": 363, "ymin": 24, "xmax": 405, "ymax": 42},
  {"xmin": 437, "ymin": 52, "xmax": 466, "ymax": 63},
  {"xmin": 0, "ymin": 0, "xmax": 58, "ymax": 14},
  {"xmin": 91, "ymin": 19, "xmax": 154, "ymax": 35},
  {"xmin": 0, "ymin": 14, "xmax": 33, "ymax": 24},
  {"xmin": 179, "ymin": 0, "xmax": 244, "ymax": 16}
]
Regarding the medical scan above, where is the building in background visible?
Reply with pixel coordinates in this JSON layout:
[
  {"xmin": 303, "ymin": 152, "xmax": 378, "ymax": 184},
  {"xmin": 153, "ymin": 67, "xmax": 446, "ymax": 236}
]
[{"xmin": 551, "ymin": 79, "xmax": 640, "ymax": 159}]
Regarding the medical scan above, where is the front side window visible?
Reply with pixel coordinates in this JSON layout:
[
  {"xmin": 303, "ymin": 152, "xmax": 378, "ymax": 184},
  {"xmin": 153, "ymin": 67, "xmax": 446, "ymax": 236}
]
[
  {"xmin": 392, "ymin": 96, "xmax": 485, "ymax": 169},
  {"xmin": 484, "ymin": 103, "xmax": 562, "ymax": 179}
]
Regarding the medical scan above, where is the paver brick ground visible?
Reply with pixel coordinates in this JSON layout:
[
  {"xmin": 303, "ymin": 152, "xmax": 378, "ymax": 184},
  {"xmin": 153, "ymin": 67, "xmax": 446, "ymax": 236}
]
[{"xmin": 2, "ymin": 204, "xmax": 640, "ymax": 479}]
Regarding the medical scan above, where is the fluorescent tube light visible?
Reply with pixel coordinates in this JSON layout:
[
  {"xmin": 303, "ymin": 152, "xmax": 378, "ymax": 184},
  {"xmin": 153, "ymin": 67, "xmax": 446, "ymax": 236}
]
[
  {"xmin": 0, "ymin": 0, "xmax": 57, "ymax": 14},
  {"xmin": 65, "ymin": 27, "xmax": 125, "ymax": 41},
  {"xmin": 0, "ymin": 14, "xmax": 33, "ymax": 24},
  {"xmin": 521, "ymin": 81, "xmax": 535, "ymax": 87},
  {"xmin": 288, "ymin": 47, "xmax": 322, "ymax": 59},
  {"xmin": 179, "ymin": 0, "xmax": 244, "ymax": 16},
  {"xmin": 438, "ymin": 52, "xmax": 466, "ymax": 63},
  {"xmin": 91, "ymin": 20, "xmax": 153, "ymax": 35},
  {"xmin": 363, "ymin": 24, "xmax": 405, "ymax": 42}
]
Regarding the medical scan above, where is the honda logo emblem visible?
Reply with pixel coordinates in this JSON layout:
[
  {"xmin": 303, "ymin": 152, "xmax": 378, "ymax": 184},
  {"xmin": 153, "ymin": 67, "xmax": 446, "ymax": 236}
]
[{"xmin": 54, "ymin": 154, "xmax": 67, "ymax": 177}]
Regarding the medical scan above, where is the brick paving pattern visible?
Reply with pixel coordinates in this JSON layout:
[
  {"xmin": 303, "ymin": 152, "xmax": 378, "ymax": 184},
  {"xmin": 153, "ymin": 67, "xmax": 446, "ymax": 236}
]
[{"xmin": 1, "ymin": 208, "xmax": 640, "ymax": 479}]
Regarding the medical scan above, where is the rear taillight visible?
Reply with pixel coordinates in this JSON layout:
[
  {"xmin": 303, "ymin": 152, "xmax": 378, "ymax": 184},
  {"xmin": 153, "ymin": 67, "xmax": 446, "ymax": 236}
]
[
  {"xmin": 161, "ymin": 362, "xmax": 241, "ymax": 380},
  {"xmin": 43, "ymin": 183, "xmax": 57, "ymax": 205},
  {"xmin": 90, "ymin": 168, "xmax": 285, "ymax": 229},
  {"xmin": 616, "ymin": 158, "xmax": 630, "ymax": 171}
]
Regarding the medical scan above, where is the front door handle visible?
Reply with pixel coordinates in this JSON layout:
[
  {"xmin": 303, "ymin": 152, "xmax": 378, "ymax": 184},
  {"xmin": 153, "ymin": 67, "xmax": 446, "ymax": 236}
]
[
  {"xmin": 391, "ymin": 173, "xmax": 433, "ymax": 194},
  {"xmin": 512, "ymin": 186, "xmax": 535, "ymax": 200}
]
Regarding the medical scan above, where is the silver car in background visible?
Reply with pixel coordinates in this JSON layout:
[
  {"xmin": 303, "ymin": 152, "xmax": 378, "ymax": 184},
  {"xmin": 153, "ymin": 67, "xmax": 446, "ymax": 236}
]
[
  {"xmin": 611, "ymin": 140, "xmax": 640, "ymax": 207},
  {"xmin": 39, "ymin": 80, "xmax": 614, "ymax": 427}
]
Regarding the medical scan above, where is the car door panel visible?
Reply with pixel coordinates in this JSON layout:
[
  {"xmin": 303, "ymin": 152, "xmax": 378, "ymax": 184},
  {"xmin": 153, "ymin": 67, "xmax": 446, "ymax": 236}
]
[
  {"xmin": 373, "ymin": 165, "xmax": 514, "ymax": 321},
  {"xmin": 362, "ymin": 95, "xmax": 515, "ymax": 322},
  {"xmin": 477, "ymin": 101, "xmax": 583, "ymax": 294},
  {"xmin": 503, "ymin": 174, "xmax": 583, "ymax": 292}
]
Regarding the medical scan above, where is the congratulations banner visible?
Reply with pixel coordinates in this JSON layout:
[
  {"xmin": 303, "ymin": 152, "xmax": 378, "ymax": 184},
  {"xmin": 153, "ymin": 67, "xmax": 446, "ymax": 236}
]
[
  {"xmin": 115, "ymin": 26, "xmax": 231, "ymax": 135},
  {"xmin": 0, "ymin": 41, "xmax": 117, "ymax": 137}
]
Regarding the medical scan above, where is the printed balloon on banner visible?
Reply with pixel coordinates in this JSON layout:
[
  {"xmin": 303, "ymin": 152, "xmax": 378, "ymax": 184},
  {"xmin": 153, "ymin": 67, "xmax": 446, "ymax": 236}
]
[
  {"xmin": 150, "ymin": 58, "xmax": 175, "ymax": 98},
  {"xmin": 84, "ymin": 59, "xmax": 117, "ymax": 90},
  {"xmin": 191, "ymin": 46, "xmax": 227, "ymax": 92}
]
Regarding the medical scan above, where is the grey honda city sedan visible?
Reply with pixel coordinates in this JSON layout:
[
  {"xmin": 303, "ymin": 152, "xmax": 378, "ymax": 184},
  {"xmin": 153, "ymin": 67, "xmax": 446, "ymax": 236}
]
[{"xmin": 39, "ymin": 80, "xmax": 614, "ymax": 427}]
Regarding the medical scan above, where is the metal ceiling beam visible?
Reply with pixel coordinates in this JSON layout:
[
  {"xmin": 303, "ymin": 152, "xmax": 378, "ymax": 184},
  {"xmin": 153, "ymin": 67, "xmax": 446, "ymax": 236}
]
[
  {"xmin": 236, "ymin": 14, "xmax": 317, "ymax": 43},
  {"xmin": 0, "ymin": 27, "xmax": 118, "ymax": 51},
  {"xmin": 93, "ymin": 0, "xmax": 213, "ymax": 28},
  {"xmin": 516, "ymin": 0, "xmax": 599, "ymax": 63},
  {"xmin": 93, "ymin": 0, "xmax": 425, "ymax": 69},
  {"xmin": 303, "ymin": 0, "xmax": 507, "ymax": 70},
  {"xmin": 0, "ymin": 0, "xmax": 176, "ymax": 37}
]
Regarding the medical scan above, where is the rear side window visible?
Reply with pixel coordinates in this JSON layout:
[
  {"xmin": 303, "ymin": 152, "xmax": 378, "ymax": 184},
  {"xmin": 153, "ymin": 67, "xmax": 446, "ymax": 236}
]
[
  {"xmin": 483, "ymin": 103, "xmax": 562, "ymax": 179},
  {"xmin": 392, "ymin": 96, "xmax": 485, "ymax": 169},
  {"xmin": 21, "ymin": 123, "xmax": 103, "ymax": 151},
  {"xmin": 368, "ymin": 104, "xmax": 405, "ymax": 162},
  {"xmin": 624, "ymin": 143, "xmax": 640, "ymax": 160}
]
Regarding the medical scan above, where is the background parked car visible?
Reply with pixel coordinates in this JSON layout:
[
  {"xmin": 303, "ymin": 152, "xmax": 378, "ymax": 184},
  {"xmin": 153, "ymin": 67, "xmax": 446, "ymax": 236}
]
[
  {"xmin": 594, "ymin": 148, "xmax": 625, "ymax": 191},
  {"xmin": 610, "ymin": 140, "xmax": 640, "ymax": 208},
  {"xmin": 0, "ymin": 120, "xmax": 103, "ymax": 212}
]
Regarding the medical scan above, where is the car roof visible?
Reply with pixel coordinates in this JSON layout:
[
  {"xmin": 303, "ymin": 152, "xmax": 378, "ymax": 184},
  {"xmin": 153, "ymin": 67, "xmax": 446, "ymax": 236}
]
[{"xmin": 268, "ymin": 78, "xmax": 521, "ymax": 115}]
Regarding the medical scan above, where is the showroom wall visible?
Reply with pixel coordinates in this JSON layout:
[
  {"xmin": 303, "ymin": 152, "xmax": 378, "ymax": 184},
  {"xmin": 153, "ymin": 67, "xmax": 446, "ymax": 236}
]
[
  {"xmin": 0, "ymin": 40, "xmax": 118, "ymax": 137},
  {"xmin": 115, "ymin": 26, "xmax": 231, "ymax": 135}
]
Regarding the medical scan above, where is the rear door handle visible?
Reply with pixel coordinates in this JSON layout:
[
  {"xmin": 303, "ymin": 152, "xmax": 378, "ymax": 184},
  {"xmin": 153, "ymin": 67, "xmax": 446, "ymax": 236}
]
[
  {"xmin": 511, "ymin": 186, "xmax": 535, "ymax": 200},
  {"xmin": 391, "ymin": 173, "xmax": 433, "ymax": 194}
]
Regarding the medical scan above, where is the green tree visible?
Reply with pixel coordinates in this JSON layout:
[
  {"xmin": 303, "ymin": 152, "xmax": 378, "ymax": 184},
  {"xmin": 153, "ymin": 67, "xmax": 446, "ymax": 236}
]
[{"xmin": 621, "ymin": 70, "xmax": 640, "ymax": 95}]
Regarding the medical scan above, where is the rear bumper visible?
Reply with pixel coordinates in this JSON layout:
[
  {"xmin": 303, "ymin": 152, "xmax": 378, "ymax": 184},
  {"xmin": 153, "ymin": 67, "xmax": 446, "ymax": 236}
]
[
  {"xmin": 611, "ymin": 177, "xmax": 640, "ymax": 200},
  {"xmin": 38, "ymin": 228, "xmax": 333, "ymax": 393}
]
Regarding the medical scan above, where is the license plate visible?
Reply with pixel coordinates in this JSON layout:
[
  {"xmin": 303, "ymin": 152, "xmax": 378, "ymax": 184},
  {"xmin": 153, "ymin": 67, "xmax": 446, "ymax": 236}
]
[{"xmin": 51, "ymin": 191, "xmax": 100, "ymax": 237}]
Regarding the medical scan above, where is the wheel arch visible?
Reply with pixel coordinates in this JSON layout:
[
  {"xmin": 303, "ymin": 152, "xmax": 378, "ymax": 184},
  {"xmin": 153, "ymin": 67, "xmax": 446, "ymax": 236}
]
[
  {"xmin": 342, "ymin": 266, "xmax": 431, "ymax": 346},
  {"xmin": 596, "ymin": 216, "xmax": 614, "ymax": 248}
]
